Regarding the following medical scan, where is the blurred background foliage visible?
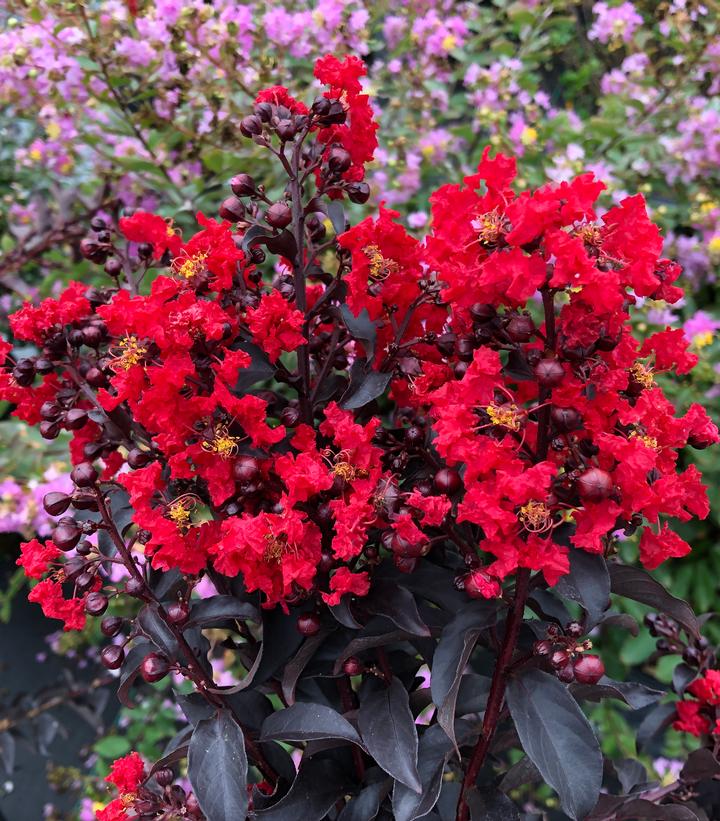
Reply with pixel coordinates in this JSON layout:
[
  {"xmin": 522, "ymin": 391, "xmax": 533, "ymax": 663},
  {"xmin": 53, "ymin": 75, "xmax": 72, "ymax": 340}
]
[{"xmin": 1, "ymin": 0, "xmax": 720, "ymax": 816}]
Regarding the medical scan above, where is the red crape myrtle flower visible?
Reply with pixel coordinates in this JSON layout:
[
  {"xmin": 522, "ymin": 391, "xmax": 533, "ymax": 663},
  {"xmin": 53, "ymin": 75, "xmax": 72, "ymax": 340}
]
[
  {"xmin": 674, "ymin": 669, "xmax": 720, "ymax": 737},
  {"xmin": 3, "ymin": 52, "xmax": 719, "ymax": 821}
]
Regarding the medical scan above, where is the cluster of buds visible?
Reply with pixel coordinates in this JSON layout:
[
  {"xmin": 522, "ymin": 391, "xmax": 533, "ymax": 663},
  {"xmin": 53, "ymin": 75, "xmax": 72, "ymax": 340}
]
[{"xmin": 534, "ymin": 622, "xmax": 605, "ymax": 685}]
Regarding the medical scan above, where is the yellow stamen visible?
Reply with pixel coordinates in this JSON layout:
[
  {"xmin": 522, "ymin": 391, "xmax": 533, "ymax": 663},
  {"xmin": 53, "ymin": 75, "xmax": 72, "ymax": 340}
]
[
  {"xmin": 201, "ymin": 425, "xmax": 241, "ymax": 459},
  {"xmin": 173, "ymin": 252, "xmax": 208, "ymax": 280},
  {"xmin": 485, "ymin": 403, "xmax": 522, "ymax": 431},
  {"xmin": 629, "ymin": 430, "xmax": 659, "ymax": 450},
  {"xmin": 263, "ymin": 531, "xmax": 289, "ymax": 563},
  {"xmin": 472, "ymin": 209, "xmax": 506, "ymax": 246},
  {"xmin": 111, "ymin": 335, "xmax": 147, "ymax": 371},
  {"xmin": 519, "ymin": 500, "xmax": 552, "ymax": 532},
  {"xmin": 363, "ymin": 245, "xmax": 399, "ymax": 281},
  {"xmin": 630, "ymin": 362, "xmax": 654, "ymax": 389},
  {"xmin": 168, "ymin": 502, "xmax": 192, "ymax": 528}
]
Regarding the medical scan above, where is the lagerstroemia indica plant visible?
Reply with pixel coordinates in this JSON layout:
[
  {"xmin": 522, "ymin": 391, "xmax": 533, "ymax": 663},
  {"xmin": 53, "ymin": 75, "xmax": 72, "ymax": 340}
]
[{"xmin": 5, "ymin": 54, "xmax": 720, "ymax": 821}]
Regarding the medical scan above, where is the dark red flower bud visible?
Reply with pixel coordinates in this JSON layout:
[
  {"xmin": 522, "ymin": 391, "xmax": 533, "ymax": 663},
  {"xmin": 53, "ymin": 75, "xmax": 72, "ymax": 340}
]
[
  {"xmin": 342, "ymin": 657, "xmax": 364, "ymax": 676},
  {"xmin": 65, "ymin": 408, "xmax": 88, "ymax": 430},
  {"xmin": 506, "ymin": 314, "xmax": 535, "ymax": 342},
  {"xmin": 276, "ymin": 119, "xmax": 297, "ymax": 142},
  {"xmin": 219, "ymin": 196, "xmax": 245, "ymax": 223},
  {"xmin": 85, "ymin": 367, "xmax": 107, "ymax": 388},
  {"xmin": 68, "ymin": 329, "xmax": 85, "ymax": 347},
  {"xmin": 85, "ymin": 592, "xmax": 108, "ymax": 616},
  {"xmin": 534, "ymin": 358, "xmax": 565, "ymax": 387},
  {"xmin": 71, "ymin": 462, "xmax": 98, "ymax": 488},
  {"xmin": 125, "ymin": 577, "xmax": 146, "ymax": 597},
  {"xmin": 39, "ymin": 420, "xmax": 61, "ymax": 440},
  {"xmin": 155, "ymin": 768, "xmax": 174, "ymax": 787},
  {"xmin": 550, "ymin": 406, "xmax": 581, "ymax": 432},
  {"xmin": 328, "ymin": 145, "xmax": 352, "ymax": 173},
  {"xmin": 52, "ymin": 521, "xmax": 81, "ymax": 551},
  {"xmin": 103, "ymin": 258, "xmax": 123, "ymax": 278},
  {"xmin": 230, "ymin": 173, "xmax": 256, "ymax": 197},
  {"xmin": 127, "ymin": 448, "xmax": 153, "ymax": 469},
  {"xmin": 239, "ymin": 115, "xmax": 263, "ymax": 138},
  {"xmin": 79, "ymin": 237, "xmax": 108, "ymax": 263},
  {"xmin": 280, "ymin": 406, "xmax": 301, "ymax": 427},
  {"xmin": 688, "ymin": 431, "xmax": 716, "ymax": 450},
  {"xmin": 137, "ymin": 242, "xmax": 153, "ymax": 260},
  {"xmin": 311, "ymin": 96, "xmax": 331, "ymax": 116},
  {"xmin": 166, "ymin": 602, "xmax": 189, "ymax": 624},
  {"xmin": 577, "ymin": 468, "xmax": 613, "ymax": 503},
  {"xmin": 141, "ymin": 652, "xmax": 170, "ymax": 683},
  {"xmin": 534, "ymin": 639, "xmax": 553, "ymax": 656},
  {"xmin": 573, "ymin": 654, "xmax": 605, "ymax": 684},
  {"xmin": 12, "ymin": 366, "xmax": 34, "ymax": 387},
  {"xmin": 551, "ymin": 649, "xmax": 569, "ymax": 668},
  {"xmin": 557, "ymin": 662, "xmax": 576, "ymax": 683},
  {"xmin": 255, "ymin": 102, "xmax": 273, "ymax": 122},
  {"xmin": 101, "ymin": 616, "xmax": 123, "ymax": 637},
  {"xmin": 346, "ymin": 182, "xmax": 370, "ymax": 204},
  {"xmin": 265, "ymin": 202, "xmax": 292, "ymax": 229},
  {"xmin": 101, "ymin": 645, "xmax": 125, "ymax": 670},
  {"xmin": 233, "ymin": 455, "xmax": 260, "ymax": 483},
  {"xmin": 43, "ymin": 491, "xmax": 72, "ymax": 516},
  {"xmin": 40, "ymin": 401, "xmax": 61, "ymax": 422},
  {"xmin": 470, "ymin": 303, "xmax": 496, "ymax": 323},
  {"xmin": 297, "ymin": 613, "xmax": 321, "ymax": 636},
  {"xmin": 455, "ymin": 335, "xmax": 475, "ymax": 362},
  {"xmin": 433, "ymin": 468, "xmax": 462, "ymax": 495},
  {"xmin": 394, "ymin": 555, "xmax": 419, "ymax": 574}
]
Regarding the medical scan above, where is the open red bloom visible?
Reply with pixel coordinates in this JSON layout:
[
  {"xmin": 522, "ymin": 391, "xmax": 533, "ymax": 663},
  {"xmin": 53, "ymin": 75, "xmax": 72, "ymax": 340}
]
[{"xmin": 119, "ymin": 211, "xmax": 183, "ymax": 260}]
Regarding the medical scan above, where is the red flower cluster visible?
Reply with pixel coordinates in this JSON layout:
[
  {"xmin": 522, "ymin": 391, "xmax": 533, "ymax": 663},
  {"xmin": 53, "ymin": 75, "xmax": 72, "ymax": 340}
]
[
  {"xmin": 96, "ymin": 751, "xmax": 145, "ymax": 821},
  {"xmin": 674, "ymin": 670, "xmax": 720, "ymax": 737},
  {"xmin": 2, "ymin": 55, "xmax": 715, "ymax": 641}
]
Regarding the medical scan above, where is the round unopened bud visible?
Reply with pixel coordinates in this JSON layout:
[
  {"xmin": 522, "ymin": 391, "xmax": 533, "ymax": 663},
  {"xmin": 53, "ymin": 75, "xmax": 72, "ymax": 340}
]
[
  {"xmin": 52, "ymin": 521, "xmax": 81, "ymax": 551},
  {"xmin": 297, "ymin": 613, "xmax": 321, "ymax": 636},
  {"xmin": 166, "ymin": 602, "xmax": 189, "ymax": 624},
  {"xmin": 65, "ymin": 408, "xmax": 88, "ymax": 430},
  {"xmin": 311, "ymin": 96, "xmax": 331, "ymax": 116},
  {"xmin": 39, "ymin": 420, "xmax": 61, "ymax": 440},
  {"xmin": 85, "ymin": 367, "xmax": 107, "ymax": 388},
  {"xmin": 43, "ymin": 491, "xmax": 72, "ymax": 516},
  {"xmin": 71, "ymin": 462, "xmax": 98, "ymax": 488},
  {"xmin": 342, "ymin": 657, "xmax": 364, "ymax": 676},
  {"xmin": 328, "ymin": 145, "xmax": 352, "ymax": 173},
  {"xmin": 265, "ymin": 202, "xmax": 292, "ymax": 229},
  {"xmin": 127, "ymin": 448, "xmax": 153, "ymax": 469},
  {"xmin": 550, "ymin": 406, "xmax": 581, "ymax": 432},
  {"xmin": 137, "ymin": 242, "xmax": 153, "ymax": 260},
  {"xmin": 101, "ymin": 645, "xmax": 125, "ymax": 670},
  {"xmin": 470, "ymin": 303, "xmax": 496, "ymax": 323},
  {"xmin": 85, "ymin": 592, "xmax": 108, "ymax": 616},
  {"xmin": 125, "ymin": 577, "xmax": 146, "ymax": 597},
  {"xmin": 566, "ymin": 621, "xmax": 584, "ymax": 638},
  {"xmin": 577, "ymin": 468, "xmax": 613, "ymax": 503},
  {"xmin": 40, "ymin": 401, "xmax": 62, "ymax": 421},
  {"xmin": 155, "ymin": 768, "xmax": 174, "ymax": 787},
  {"xmin": 557, "ymin": 662, "xmax": 576, "ymax": 683},
  {"xmin": 280, "ymin": 406, "xmax": 300, "ymax": 428},
  {"xmin": 433, "ymin": 468, "xmax": 462, "ymax": 495},
  {"xmin": 239, "ymin": 115, "xmax": 262, "ymax": 138},
  {"xmin": 534, "ymin": 639, "xmax": 553, "ymax": 656},
  {"xmin": 101, "ymin": 616, "xmax": 123, "ymax": 637},
  {"xmin": 219, "ymin": 196, "xmax": 245, "ymax": 223},
  {"xmin": 141, "ymin": 652, "xmax": 170, "ymax": 683},
  {"xmin": 230, "ymin": 173, "xmax": 256, "ymax": 197},
  {"xmin": 276, "ymin": 118, "xmax": 297, "ymax": 142},
  {"xmin": 573, "ymin": 654, "xmax": 605, "ymax": 685},
  {"xmin": 534, "ymin": 358, "xmax": 565, "ymax": 387},
  {"xmin": 346, "ymin": 182, "xmax": 370, "ymax": 204},
  {"xmin": 551, "ymin": 649, "xmax": 569, "ymax": 669},
  {"xmin": 103, "ymin": 258, "xmax": 123, "ymax": 277},
  {"xmin": 233, "ymin": 455, "xmax": 261, "ymax": 483},
  {"xmin": 506, "ymin": 314, "xmax": 535, "ymax": 342}
]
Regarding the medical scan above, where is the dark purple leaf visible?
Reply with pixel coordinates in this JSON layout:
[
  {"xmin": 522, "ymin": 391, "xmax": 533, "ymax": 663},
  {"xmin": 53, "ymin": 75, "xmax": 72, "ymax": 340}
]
[
  {"xmin": 117, "ymin": 640, "xmax": 151, "ymax": 708},
  {"xmin": 259, "ymin": 702, "xmax": 361, "ymax": 745},
  {"xmin": 608, "ymin": 564, "xmax": 699, "ymax": 639},
  {"xmin": 188, "ymin": 709, "xmax": 248, "ymax": 821},
  {"xmin": 506, "ymin": 669, "xmax": 602, "ymax": 820},
  {"xmin": 342, "ymin": 369, "xmax": 392, "ymax": 410},
  {"xmin": 137, "ymin": 604, "xmax": 179, "ymax": 658},
  {"xmin": 186, "ymin": 595, "xmax": 260, "ymax": 628},
  {"xmin": 359, "ymin": 678, "xmax": 421, "ymax": 792},
  {"xmin": 466, "ymin": 787, "xmax": 521, "ymax": 820},
  {"xmin": 340, "ymin": 304, "xmax": 376, "ymax": 361},
  {"xmin": 571, "ymin": 677, "xmax": 665, "ymax": 710},
  {"xmin": 364, "ymin": 582, "xmax": 430, "ymax": 636},
  {"xmin": 254, "ymin": 758, "xmax": 346, "ymax": 820},
  {"xmin": 281, "ymin": 630, "xmax": 329, "ymax": 705},
  {"xmin": 637, "ymin": 702, "xmax": 676, "ymax": 751},
  {"xmin": 0, "ymin": 732, "xmax": 15, "ymax": 774},
  {"xmin": 431, "ymin": 601, "xmax": 496, "ymax": 752},
  {"xmin": 555, "ymin": 547, "xmax": 610, "ymax": 628}
]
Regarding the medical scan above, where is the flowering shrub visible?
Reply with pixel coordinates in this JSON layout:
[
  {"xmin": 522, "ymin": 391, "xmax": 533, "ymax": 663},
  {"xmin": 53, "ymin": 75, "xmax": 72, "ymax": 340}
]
[{"xmin": 4, "ymin": 53, "xmax": 720, "ymax": 821}]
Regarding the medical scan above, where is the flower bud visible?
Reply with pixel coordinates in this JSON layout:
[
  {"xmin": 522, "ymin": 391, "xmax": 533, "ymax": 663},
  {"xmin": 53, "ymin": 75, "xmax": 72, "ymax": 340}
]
[
  {"xmin": 311, "ymin": 96, "xmax": 331, "ymax": 116},
  {"xmin": 276, "ymin": 118, "xmax": 297, "ymax": 142},
  {"xmin": 219, "ymin": 196, "xmax": 245, "ymax": 223},
  {"xmin": 39, "ymin": 420, "xmax": 61, "ymax": 440},
  {"xmin": 297, "ymin": 613, "xmax": 321, "ymax": 636},
  {"xmin": 155, "ymin": 768, "xmax": 174, "ymax": 787},
  {"xmin": 101, "ymin": 645, "xmax": 125, "ymax": 670},
  {"xmin": 127, "ymin": 448, "xmax": 153, "ymax": 469},
  {"xmin": 506, "ymin": 314, "xmax": 535, "ymax": 342},
  {"xmin": 557, "ymin": 662, "xmax": 575, "ymax": 683},
  {"xmin": 65, "ymin": 408, "xmax": 88, "ymax": 430},
  {"xmin": 52, "ymin": 521, "xmax": 81, "ymax": 551},
  {"xmin": 71, "ymin": 462, "xmax": 98, "ymax": 488},
  {"xmin": 534, "ymin": 639, "xmax": 553, "ymax": 656},
  {"xmin": 328, "ymin": 145, "xmax": 352, "ymax": 173},
  {"xmin": 85, "ymin": 592, "xmax": 109, "ymax": 616},
  {"xmin": 265, "ymin": 202, "xmax": 292, "ymax": 229},
  {"xmin": 239, "ymin": 115, "xmax": 262, "ymax": 137},
  {"xmin": 433, "ymin": 468, "xmax": 462, "ymax": 495},
  {"xmin": 43, "ymin": 491, "xmax": 72, "ymax": 516},
  {"xmin": 141, "ymin": 652, "xmax": 170, "ymax": 682},
  {"xmin": 233, "ymin": 455, "xmax": 261, "ymax": 483},
  {"xmin": 230, "ymin": 173, "xmax": 256, "ymax": 197},
  {"xmin": 550, "ymin": 406, "xmax": 581, "ymax": 432},
  {"xmin": 573, "ymin": 654, "xmax": 605, "ymax": 684},
  {"xmin": 101, "ymin": 616, "xmax": 124, "ymax": 637},
  {"xmin": 342, "ymin": 657, "xmax": 364, "ymax": 676},
  {"xmin": 85, "ymin": 367, "xmax": 107, "ymax": 387},
  {"xmin": 166, "ymin": 602, "xmax": 189, "ymax": 624},
  {"xmin": 464, "ymin": 569, "xmax": 500, "ymax": 599},
  {"xmin": 534, "ymin": 358, "xmax": 564, "ymax": 387},
  {"xmin": 577, "ymin": 468, "xmax": 613, "ymax": 503},
  {"xmin": 103, "ymin": 258, "xmax": 123, "ymax": 278},
  {"xmin": 346, "ymin": 182, "xmax": 370, "ymax": 204}
]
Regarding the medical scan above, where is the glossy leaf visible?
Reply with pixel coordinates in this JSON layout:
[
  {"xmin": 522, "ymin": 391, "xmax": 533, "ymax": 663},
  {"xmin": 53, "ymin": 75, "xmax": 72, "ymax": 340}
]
[
  {"xmin": 506, "ymin": 669, "xmax": 602, "ymax": 820},
  {"xmin": 358, "ymin": 678, "xmax": 421, "ymax": 792},
  {"xmin": 260, "ymin": 702, "xmax": 362, "ymax": 745},
  {"xmin": 188, "ymin": 710, "xmax": 248, "ymax": 821}
]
